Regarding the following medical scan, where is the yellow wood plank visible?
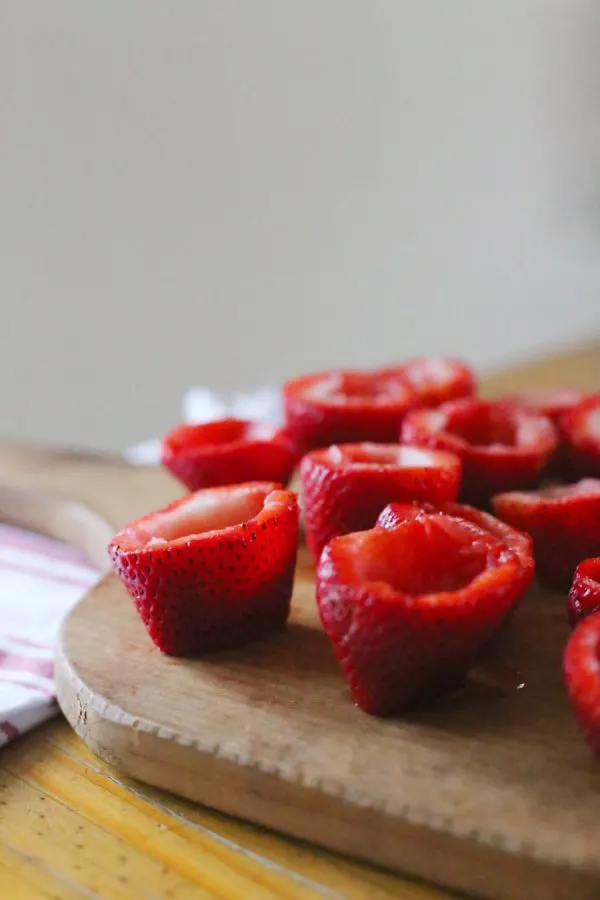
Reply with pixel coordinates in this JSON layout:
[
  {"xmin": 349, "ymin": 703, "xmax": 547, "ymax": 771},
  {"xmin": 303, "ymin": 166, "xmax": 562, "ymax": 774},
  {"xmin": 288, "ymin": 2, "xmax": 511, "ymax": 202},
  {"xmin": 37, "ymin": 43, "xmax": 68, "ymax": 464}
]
[
  {"xmin": 1, "ymin": 721, "xmax": 457, "ymax": 900},
  {"xmin": 51, "ymin": 726, "xmax": 450, "ymax": 900}
]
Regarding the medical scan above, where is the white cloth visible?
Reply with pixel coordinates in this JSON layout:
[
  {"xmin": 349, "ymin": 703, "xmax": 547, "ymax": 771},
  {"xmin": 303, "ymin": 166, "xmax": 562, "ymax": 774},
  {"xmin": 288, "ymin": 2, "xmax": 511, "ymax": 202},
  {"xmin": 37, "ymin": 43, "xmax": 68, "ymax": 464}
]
[{"xmin": 1, "ymin": 387, "xmax": 279, "ymax": 745}]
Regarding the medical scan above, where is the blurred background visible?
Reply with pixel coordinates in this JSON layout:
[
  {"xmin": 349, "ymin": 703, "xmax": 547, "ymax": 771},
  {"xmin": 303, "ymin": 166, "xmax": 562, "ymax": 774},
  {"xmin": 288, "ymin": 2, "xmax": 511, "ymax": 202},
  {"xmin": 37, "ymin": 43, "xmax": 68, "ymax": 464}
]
[{"xmin": 1, "ymin": 0, "xmax": 600, "ymax": 452}]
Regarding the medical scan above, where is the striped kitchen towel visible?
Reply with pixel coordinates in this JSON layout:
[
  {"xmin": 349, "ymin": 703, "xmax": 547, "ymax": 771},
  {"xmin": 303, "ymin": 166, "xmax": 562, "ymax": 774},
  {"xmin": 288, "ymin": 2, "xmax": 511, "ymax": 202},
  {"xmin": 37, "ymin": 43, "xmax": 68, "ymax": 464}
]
[{"xmin": 0, "ymin": 523, "xmax": 98, "ymax": 746}]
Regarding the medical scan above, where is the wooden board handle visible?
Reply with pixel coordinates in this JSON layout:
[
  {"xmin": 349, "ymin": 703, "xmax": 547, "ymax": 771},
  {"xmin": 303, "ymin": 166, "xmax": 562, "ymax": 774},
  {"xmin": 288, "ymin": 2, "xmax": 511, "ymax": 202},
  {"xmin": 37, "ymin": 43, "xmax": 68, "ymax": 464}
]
[{"xmin": 0, "ymin": 440, "xmax": 182, "ymax": 569}]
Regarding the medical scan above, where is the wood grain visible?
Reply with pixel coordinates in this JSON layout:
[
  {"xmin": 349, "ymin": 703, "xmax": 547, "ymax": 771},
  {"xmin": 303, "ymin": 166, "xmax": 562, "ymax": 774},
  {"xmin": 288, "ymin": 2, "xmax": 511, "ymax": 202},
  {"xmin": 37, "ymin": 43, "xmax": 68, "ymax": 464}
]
[{"xmin": 0, "ymin": 339, "xmax": 598, "ymax": 900}]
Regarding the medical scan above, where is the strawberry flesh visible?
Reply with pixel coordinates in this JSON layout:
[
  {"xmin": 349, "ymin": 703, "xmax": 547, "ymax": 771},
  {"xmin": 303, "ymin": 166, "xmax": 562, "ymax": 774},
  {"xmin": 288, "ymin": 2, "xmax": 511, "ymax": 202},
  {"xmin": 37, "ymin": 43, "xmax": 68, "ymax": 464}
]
[
  {"xmin": 377, "ymin": 499, "xmax": 534, "ymax": 573},
  {"xmin": 560, "ymin": 394, "xmax": 600, "ymax": 479},
  {"xmin": 502, "ymin": 389, "xmax": 589, "ymax": 478},
  {"xmin": 384, "ymin": 357, "xmax": 475, "ymax": 407},
  {"xmin": 161, "ymin": 419, "xmax": 299, "ymax": 491},
  {"xmin": 109, "ymin": 482, "xmax": 299, "ymax": 656},
  {"xmin": 567, "ymin": 557, "xmax": 600, "ymax": 626},
  {"xmin": 300, "ymin": 443, "xmax": 461, "ymax": 562},
  {"xmin": 283, "ymin": 369, "xmax": 416, "ymax": 451},
  {"xmin": 564, "ymin": 609, "xmax": 600, "ymax": 753},
  {"xmin": 317, "ymin": 514, "xmax": 532, "ymax": 715},
  {"xmin": 401, "ymin": 399, "xmax": 557, "ymax": 506},
  {"xmin": 502, "ymin": 389, "xmax": 587, "ymax": 423},
  {"xmin": 492, "ymin": 479, "xmax": 600, "ymax": 591}
]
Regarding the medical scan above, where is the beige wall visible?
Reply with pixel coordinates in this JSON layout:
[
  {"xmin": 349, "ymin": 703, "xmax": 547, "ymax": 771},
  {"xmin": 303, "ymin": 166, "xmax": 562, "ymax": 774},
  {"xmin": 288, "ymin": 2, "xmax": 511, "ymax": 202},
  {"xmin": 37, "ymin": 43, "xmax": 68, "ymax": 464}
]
[{"xmin": 2, "ymin": 1, "xmax": 600, "ymax": 451}]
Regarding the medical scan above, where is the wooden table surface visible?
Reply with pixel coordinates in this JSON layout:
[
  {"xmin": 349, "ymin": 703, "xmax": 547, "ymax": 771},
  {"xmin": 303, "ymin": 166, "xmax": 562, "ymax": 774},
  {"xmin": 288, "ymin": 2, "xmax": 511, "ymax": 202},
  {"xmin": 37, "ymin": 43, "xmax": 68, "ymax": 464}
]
[{"xmin": 1, "ymin": 339, "xmax": 598, "ymax": 900}]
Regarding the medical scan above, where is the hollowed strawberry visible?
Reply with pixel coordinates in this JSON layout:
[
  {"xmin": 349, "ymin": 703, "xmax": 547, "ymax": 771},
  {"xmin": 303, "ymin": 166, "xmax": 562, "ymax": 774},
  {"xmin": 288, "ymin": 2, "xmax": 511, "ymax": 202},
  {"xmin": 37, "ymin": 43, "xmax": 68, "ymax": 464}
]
[
  {"xmin": 502, "ymin": 389, "xmax": 587, "ymax": 424},
  {"xmin": 401, "ymin": 399, "xmax": 557, "ymax": 506},
  {"xmin": 161, "ymin": 419, "xmax": 299, "ymax": 491},
  {"xmin": 377, "ymin": 499, "xmax": 534, "ymax": 572},
  {"xmin": 561, "ymin": 394, "xmax": 600, "ymax": 479},
  {"xmin": 568, "ymin": 558, "xmax": 600, "ymax": 627},
  {"xmin": 385, "ymin": 357, "xmax": 475, "ymax": 407},
  {"xmin": 109, "ymin": 482, "xmax": 299, "ymax": 656},
  {"xmin": 502, "ymin": 389, "xmax": 589, "ymax": 478},
  {"xmin": 564, "ymin": 609, "xmax": 600, "ymax": 753},
  {"xmin": 492, "ymin": 479, "xmax": 600, "ymax": 591},
  {"xmin": 316, "ymin": 514, "xmax": 532, "ymax": 715},
  {"xmin": 283, "ymin": 369, "xmax": 417, "ymax": 451},
  {"xmin": 300, "ymin": 443, "xmax": 461, "ymax": 561}
]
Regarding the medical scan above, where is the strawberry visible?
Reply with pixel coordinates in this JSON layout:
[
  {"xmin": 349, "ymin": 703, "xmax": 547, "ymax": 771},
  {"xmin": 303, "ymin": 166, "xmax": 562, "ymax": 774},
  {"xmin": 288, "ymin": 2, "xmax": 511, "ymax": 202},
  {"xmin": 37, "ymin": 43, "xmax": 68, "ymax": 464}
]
[
  {"xmin": 300, "ymin": 443, "xmax": 461, "ymax": 562},
  {"xmin": 316, "ymin": 514, "xmax": 533, "ymax": 715},
  {"xmin": 283, "ymin": 369, "xmax": 417, "ymax": 451},
  {"xmin": 161, "ymin": 419, "xmax": 299, "ymax": 491},
  {"xmin": 108, "ymin": 482, "xmax": 299, "ymax": 656},
  {"xmin": 564, "ymin": 609, "xmax": 600, "ymax": 753},
  {"xmin": 383, "ymin": 357, "xmax": 475, "ymax": 407},
  {"xmin": 492, "ymin": 479, "xmax": 600, "ymax": 591},
  {"xmin": 501, "ymin": 388, "xmax": 587, "ymax": 424},
  {"xmin": 376, "ymin": 499, "xmax": 534, "ymax": 572},
  {"xmin": 560, "ymin": 394, "xmax": 600, "ymax": 479},
  {"xmin": 502, "ymin": 389, "xmax": 589, "ymax": 478},
  {"xmin": 283, "ymin": 359, "xmax": 474, "ymax": 452},
  {"xmin": 401, "ymin": 399, "xmax": 557, "ymax": 506},
  {"xmin": 567, "ymin": 558, "xmax": 600, "ymax": 627}
]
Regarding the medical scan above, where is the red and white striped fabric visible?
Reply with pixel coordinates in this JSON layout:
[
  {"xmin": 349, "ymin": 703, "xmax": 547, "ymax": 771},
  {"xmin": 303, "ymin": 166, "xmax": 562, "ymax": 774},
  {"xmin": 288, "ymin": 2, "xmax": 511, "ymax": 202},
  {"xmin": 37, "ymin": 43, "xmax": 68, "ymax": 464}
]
[{"xmin": 0, "ymin": 523, "xmax": 98, "ymax": 746}]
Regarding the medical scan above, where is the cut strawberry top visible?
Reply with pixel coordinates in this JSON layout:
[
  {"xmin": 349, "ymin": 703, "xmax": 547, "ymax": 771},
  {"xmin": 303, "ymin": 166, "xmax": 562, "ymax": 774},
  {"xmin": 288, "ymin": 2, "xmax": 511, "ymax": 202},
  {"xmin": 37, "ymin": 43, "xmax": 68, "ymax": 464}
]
[
  {"xmin": 165, "ymin": 419, "xmax": 285, "ymax": 450},
  {"xmin": 401, "ymin": 399, "xmax": 557, "ymax": 505},
  {"xmin": 299, "ymin": 442, "xmax": 461, "ymax": 561},
  {"xmin": 330, "ymin": 517, "xmax": 508, "ymax": 599},
  {"xmin": 283, "ymin": 368, "xmax": 417, "ymax": 450},
  {"xmin": 503, "ymin": 389, "xmax": 587, "ymax": 422},
  {"xmin": 109, "ymin": 482, "xmax": 300, "ymax": 657},
  {"xmin": 561, "ymin": 394, "xmax": 600, "ymax": 478},
  {"xmin": 492, "ymin": 478, "xmax": 600, "ymax": 590},
  {"xmin": 114, "ymin": 482, "xmax": 285, "ymax": 551},
  {"xmin": 317, "ymin": 512, "xmax": 532, "ymax": 715},
  {"xmin": 296, "ymin": 370, "xmax": 413, "ymax": 407},
  {"xmin": 387, "ymin": 357, "xmax": 475, "ymax": 407},
  {"xmin": 376, "ymin": 500, "xmax": 534, "ymax": 571},
  {"xmin": 161, "ymin": 419, "xmax": 299, "ymax": 491},
  {"xmin": 320, "ymin": 442, "xmax": 459, "ymax": 471}
]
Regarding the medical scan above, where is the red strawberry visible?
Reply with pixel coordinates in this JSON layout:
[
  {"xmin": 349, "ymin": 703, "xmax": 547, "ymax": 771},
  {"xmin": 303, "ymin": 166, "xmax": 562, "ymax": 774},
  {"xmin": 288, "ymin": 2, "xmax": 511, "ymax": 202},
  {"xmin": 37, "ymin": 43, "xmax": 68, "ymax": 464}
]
[
  {"xmin": 283, "ymin": 369, "xmax": 417, "ymax": 451},
  {"xmin": 564, "ymin": 609, "xmax": 600, "ymax": 753},
  {"xmin": 316, "ymin": 514, "xmax": 532, "ymax": 716},
  {"xmin": 501, "ymin": 388, "xmax": 587, "ymax": 424},
  {"xmin": 109, "ymin": 482, "xmax": 299, "ymax": 656},
  {"xmin": 161, "ymin": 419, "xmax": 299, "ymax": 491},
  {"xmin": 383, "ymin": 357, "xmax": 475, "ymax": 407},
  {"xmin": 401, "ymin": 399, "xmax": 557, "ymax": 506},
  {"xmin": 502, "ymin": 389, "xmax": 589, "ymax": 479},
  {"xmin": 300, "ymin": 443, "xmax": 461, "ymax": 562},
  {"xmin": 560, "ymin": 394, "xmax": 600, "ymax": 479},
  {"xmin": 567, "ymin": 558, "xmax": 600, "ymax": 626},
  {"xmin": 492, "ymin": 479, "xmax": 600, "ymax": 591},
  {"xmin": 377, "ymin": 499, "xmax": 534, "ymax": 572}
]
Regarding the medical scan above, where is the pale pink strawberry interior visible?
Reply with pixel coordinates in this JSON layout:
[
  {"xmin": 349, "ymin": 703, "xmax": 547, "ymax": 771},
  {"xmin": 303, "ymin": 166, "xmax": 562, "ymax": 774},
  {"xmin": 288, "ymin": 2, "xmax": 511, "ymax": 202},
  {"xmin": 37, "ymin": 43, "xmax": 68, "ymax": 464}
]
[
  {"xmin": 445, "ymin": 407, "xmax": 518, "ymax": 447},
  {"xmin": 168, "ymin": 419, "xmax": 278, "ymax": 450},
  {"xmin": 402, "ymin": 358, "xmax": 456, "ymax": 392},
  {"xmin": 119, "ymin": 484, "xmax": 274, "ymax": 549},
  {"xmin": 304, "ymin": 371, "xmax": 410, "ymax": 406},
  {"xmin": 339, "ymin": 517, "xmax": 496, "ymax": 597},
  {"xmin": 519, "ymin": 388, "xmax": 583, "ymax": 408},
  {"xmin": 581, "ymin": 404, "xmax": 600, "ymax": 438},
  {"xmin": 444, "ymin": 404, "xmax": 554, "ymax": 451},
  {"xmin": 326, "ymin": 443, "xmax": 450, "ymax": 469},
  {"xmin": 538, "ymin": 479, "xmax": 600, "ymax": 500}
]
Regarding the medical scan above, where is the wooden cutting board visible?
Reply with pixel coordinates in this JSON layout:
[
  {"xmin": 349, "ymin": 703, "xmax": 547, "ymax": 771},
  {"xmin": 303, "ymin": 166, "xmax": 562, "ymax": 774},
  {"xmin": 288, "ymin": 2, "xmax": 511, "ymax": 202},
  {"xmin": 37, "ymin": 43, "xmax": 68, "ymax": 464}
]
[{"xmin": 1, "ymin": 342, "xmax": 599, "ymax": 900}]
